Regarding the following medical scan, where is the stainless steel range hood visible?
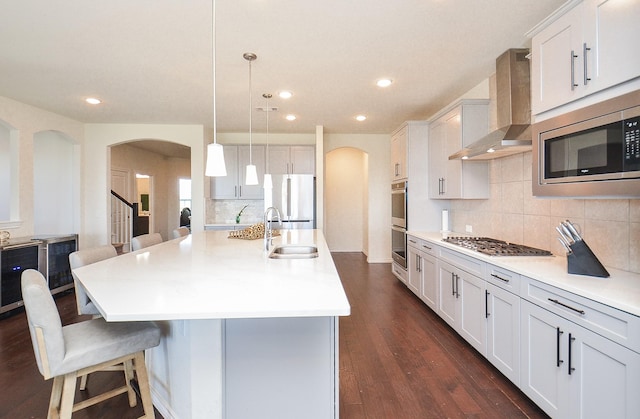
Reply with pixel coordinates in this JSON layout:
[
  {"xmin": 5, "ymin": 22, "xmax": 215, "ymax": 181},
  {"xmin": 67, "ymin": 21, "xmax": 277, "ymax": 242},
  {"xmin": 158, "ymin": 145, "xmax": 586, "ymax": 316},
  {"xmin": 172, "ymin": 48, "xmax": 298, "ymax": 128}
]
[{"xmin": 449, "ymin": 48, "xmax": 531, "ymax": 160}]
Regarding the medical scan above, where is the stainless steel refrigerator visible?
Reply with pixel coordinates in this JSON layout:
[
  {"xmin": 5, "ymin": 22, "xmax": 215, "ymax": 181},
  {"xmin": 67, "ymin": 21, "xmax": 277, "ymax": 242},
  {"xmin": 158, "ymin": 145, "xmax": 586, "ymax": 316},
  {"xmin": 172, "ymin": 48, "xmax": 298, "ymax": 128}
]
[{"xmin": 265, "ymin": 174, "xmax": 315, "ymax": 229}]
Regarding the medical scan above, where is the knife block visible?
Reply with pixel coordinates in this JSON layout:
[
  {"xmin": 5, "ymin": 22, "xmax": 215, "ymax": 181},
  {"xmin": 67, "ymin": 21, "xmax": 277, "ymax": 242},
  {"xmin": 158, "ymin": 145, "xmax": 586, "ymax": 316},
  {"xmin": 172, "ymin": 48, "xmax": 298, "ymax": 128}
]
[{"xmin": 567, "ymin": 240, "xmax": 609, "ymax": 278}]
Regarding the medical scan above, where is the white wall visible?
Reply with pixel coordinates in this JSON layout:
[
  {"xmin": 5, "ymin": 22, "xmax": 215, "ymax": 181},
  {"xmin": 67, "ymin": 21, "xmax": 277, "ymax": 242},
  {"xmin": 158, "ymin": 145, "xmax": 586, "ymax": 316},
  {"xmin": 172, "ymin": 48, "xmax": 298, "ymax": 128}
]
[
  {"xmin": 0, "ymin": 123, "xmax": 10, "ymax": 220},
  {"xmin": 0, "ymin": 95, "xmax": 83, "ymax": 237},
  {"xmin": 324, "ymin": 133, "xmax": 391, "ymax": 263},
  {"xmin": 83, "ymin": 124, "xmax": 204, "ymax": 248},
  {"xmin": 33, "ymin": 130, "xmax": 78, "ymax": 234},
  {"xmin": 325, "ymin": 147, "xmax": 367, "ymax": 252}
]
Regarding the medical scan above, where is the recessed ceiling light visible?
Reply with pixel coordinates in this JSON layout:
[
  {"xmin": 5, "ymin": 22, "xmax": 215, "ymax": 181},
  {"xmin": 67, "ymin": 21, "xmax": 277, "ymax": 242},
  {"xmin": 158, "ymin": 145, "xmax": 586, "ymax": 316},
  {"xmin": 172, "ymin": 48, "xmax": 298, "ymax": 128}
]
[
  {"xmin": 285, "ymin": 114, "xmax": 296, "ymax": 121},
  {"xmin": 376, "ymin": 79, "xmax": 393, "ymax": 88},
  {"xmin": 85, "ymin": 97, "xmax": 101, "ymax": 105},
  {"xmin": 355, "ymin": 115, "xmax": 367, "ymax": 121},
  {"xmin": 279, "ymin": 91, "xmax": 293, "ymax": 99},
  {"xmin": 487, "ymin": 148, "xmax": 495, "ymax": 153}
]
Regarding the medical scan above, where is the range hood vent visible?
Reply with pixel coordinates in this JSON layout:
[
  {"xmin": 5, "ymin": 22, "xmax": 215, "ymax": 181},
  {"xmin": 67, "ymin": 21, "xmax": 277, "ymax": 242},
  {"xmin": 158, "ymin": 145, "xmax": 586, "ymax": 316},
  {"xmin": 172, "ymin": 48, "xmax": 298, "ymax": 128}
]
[{"xmin": 449, "ymin": 48, "xmax": 531, "ymax": 160}]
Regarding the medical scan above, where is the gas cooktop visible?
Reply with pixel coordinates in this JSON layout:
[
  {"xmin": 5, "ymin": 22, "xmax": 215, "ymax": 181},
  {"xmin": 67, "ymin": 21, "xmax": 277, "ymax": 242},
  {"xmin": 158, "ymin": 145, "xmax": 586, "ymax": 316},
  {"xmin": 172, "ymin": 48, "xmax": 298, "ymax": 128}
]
[{"xmin": 442, "ymin": 236, "xmax": 553, "ymax": 256}]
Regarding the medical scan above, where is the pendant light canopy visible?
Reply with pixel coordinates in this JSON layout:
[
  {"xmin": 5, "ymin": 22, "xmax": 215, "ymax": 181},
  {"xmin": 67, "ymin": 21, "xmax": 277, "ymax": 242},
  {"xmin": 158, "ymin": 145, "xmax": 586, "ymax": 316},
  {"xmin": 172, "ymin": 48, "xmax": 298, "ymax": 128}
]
[
  {"xmin": 244, "ymin": 52, "xmax": 259, "ymax": 186},
  {"xmin": 205, "ymin": 0, "xmax": 226, "ymax": 177},
  {"xmin": 263, "ymin": 92, "xmax": 273, "ymax": 190}
]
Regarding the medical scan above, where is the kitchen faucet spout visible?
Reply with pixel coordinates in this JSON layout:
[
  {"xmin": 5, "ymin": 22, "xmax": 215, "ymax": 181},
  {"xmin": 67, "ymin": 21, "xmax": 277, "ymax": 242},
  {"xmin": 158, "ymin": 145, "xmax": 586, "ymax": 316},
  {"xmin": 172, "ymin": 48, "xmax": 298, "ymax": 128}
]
[{"xmin": 264, "ymin": 207, "xmax": 282, "ymax": 251}]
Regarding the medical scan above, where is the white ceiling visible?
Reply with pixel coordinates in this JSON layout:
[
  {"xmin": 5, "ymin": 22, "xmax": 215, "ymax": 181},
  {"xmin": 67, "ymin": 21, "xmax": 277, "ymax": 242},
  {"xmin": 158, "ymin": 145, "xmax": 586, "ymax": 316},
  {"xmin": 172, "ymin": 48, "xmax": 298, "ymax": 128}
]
[{"xmin": 0, "ymin": 0, "xmax": 564, "ymax": 137}]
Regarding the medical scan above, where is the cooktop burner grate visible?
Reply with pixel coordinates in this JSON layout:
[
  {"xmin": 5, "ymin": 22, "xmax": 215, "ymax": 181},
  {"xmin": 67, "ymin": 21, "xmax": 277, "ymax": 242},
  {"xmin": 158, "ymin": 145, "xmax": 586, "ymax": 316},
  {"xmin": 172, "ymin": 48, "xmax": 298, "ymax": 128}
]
[{"xmin": 442, "ymin": 236, "xmax": 553, "ymax": 256}]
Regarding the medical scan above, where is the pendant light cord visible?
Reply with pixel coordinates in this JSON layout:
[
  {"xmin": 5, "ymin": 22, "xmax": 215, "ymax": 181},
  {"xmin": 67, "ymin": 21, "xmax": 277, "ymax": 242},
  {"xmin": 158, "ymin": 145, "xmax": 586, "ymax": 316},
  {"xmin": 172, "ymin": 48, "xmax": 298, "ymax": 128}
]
[
  {"xmin": 212, "ymin": 0, "xmax": 217, "ymax": 145},
  {"xmin": 248, "ymin": 57, "xmax": 253, "ymax": 164}
]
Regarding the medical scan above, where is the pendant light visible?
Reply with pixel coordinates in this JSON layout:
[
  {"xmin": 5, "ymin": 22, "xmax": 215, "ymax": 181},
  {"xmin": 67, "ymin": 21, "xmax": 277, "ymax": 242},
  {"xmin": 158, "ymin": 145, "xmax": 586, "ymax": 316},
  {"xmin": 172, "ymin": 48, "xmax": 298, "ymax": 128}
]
[
  {"xmin": 244, "ymin": 52, "xmax": 259, "ymax": 185},
  {"xmin": 263, "ymin": 93, "xmax": 273, "ymax": 190},
  {"xmin": 205, "ymin": 0, "xmax": 226, "ymax": 177}
]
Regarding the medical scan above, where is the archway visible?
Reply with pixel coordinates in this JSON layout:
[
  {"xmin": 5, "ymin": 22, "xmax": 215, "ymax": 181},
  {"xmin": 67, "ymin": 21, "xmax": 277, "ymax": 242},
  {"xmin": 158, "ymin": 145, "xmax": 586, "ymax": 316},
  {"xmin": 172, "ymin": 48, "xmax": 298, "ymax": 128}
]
[{"xmin": 109, "ymin": 139, "xmax": 191, "ymax": 244}]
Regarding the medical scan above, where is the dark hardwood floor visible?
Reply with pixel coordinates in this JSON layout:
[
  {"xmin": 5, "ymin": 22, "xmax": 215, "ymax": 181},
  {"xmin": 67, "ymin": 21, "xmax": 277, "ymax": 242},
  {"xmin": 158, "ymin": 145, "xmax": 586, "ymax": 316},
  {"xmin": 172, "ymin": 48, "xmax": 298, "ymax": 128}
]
[
  {"xmin": 334, "ymin": 252, "xmax": 548, "ymax": 419},
  {"xmin": 0, "ymin": 252, "xmax": 547, "ymax": 418}
]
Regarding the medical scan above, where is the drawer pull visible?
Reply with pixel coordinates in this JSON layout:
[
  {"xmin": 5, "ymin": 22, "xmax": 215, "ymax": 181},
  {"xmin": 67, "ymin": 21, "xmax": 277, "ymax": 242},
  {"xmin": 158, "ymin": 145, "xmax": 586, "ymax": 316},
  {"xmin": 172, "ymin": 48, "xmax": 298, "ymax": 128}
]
[
  {"xmin": 409, "ymin": 239, "xmax": 417, "ymax": 244},
  {"xmin": 422, "ymin": 245, "xmax": 432, "ymax": 250},
  {"xmin": 490, "ymin": 273, "xmax": 510, "ymax": 283},
  {"xmin": 547, "ymin": 298, "xmax": 585, "ymax": 315}
]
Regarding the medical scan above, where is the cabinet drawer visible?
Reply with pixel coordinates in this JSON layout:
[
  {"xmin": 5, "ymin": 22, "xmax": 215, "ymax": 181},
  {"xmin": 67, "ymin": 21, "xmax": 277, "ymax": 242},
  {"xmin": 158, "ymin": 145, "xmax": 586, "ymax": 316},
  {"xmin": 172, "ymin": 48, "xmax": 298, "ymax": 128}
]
[
  {"xmin": 407, "ymin": 236, "xmax": 436, "ymax": 256},
  {"xmin": 438, "ymin": 247, "xmax": 485, "ymax": 278},
  {"xmin": 392, "ymin": 262, "xmax": 407, "ymax": 284},
  {"xmin": 487, "ymin": 265, "xmax": 520, "ymax": 295},
  {"xmin": 522, "ymin": 276, "xmax": 640, "ymax": 352}
]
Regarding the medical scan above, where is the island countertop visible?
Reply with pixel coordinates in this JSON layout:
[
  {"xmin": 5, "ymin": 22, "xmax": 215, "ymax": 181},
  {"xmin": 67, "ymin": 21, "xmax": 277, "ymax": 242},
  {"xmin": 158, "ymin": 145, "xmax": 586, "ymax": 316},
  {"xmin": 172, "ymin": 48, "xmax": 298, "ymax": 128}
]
[{"xmin": 73, "ymin": 229, "xmax": 351, "ymax": 321}]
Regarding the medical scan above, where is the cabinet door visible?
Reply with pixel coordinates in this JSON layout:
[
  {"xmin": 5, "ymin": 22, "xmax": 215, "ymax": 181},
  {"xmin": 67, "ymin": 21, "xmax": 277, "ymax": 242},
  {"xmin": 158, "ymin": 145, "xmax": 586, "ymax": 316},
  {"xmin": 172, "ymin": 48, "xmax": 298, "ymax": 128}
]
[
  {"xmin": 407, "ymin": 246, "xmax": 421, "ymax": 296},
  {"xmin": 419, "ymin": 252, "xmax": 437, "ymax": 312},
  {"xmin": 391, "ymin": 126, "xmax": 407, "ymax": 180},
  {"xmin": 568, "ymin": 323, "xmax": 640, "ymax": 419},
  {"xmin": 267, "ymin": 146, "xmax": 290, "ymax": 175},
  {"xmin": 428, "ymin": 121, "xmax": 446, "ymax": 199},
  {"xmin": 442, "ymin": 111, "xmax": 463, "ymax": 198},
  {"xmin": 238, "ymin": 146, "xmax": 265, "ymax": 199},
  {"xmin": 437, "ymin": 261, "xmax": 457, "ymax": 328},
  {"xmin": 531, "ymin": 4, "xmax": 584, "ymax": 114},
  {"xmin": 520, "ymin": 301, "xmax": 566, "ymax": 418},
  {"xmin": 486, "ymin": 283, "xmax": 520, "ymax": 385},
  {"xmin": 583, "ymin": 0, "xmax": 640, "ymax": 93},
  {"xmin": 290, "ymin": 146, "xmax": 315, "ymax": 174},
  {"xmin": 457, "ymin": 269, "xmax": 486, "ymax": 355},
  {"xmin": 211, "ymin": 146, "xmax": 239, "ymax": 199}
]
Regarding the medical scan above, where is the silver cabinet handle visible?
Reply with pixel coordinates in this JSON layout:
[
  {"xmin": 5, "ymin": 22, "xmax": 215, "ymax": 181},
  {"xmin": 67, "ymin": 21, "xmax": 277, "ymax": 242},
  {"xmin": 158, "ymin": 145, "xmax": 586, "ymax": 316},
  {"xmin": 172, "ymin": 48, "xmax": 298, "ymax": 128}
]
[
  {"xmin": 583, "ymin": 43, "xmax": 591, "ymax": 85},
  {"xmin": 556, "ymin": 327, "xmax": 564, "ymax": 367},
  {"xmin": 485, "ymin": 290, "xmax": 490, "ymax": 318},
  {"xmin": 451, "ymin": 272, "xmax": 455, "ymax": 296},
  {"xmin": 570, "ymin": 50, "xmax": 578, "ymax": 91},
  {"xmin": 422, "ymin": 244, "xmax": 432, "ymax": 250},
  {"xmin": 568, "ymin": 333, "xmax": 576, "ymax": 375}
]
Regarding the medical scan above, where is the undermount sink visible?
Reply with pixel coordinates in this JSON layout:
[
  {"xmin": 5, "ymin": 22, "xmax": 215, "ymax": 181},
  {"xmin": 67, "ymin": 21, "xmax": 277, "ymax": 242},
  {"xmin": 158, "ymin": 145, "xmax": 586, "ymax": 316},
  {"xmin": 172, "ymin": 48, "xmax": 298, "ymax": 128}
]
[{"xmin": 269, "ymin": 245, "xmax": 318, "ymax": 259}]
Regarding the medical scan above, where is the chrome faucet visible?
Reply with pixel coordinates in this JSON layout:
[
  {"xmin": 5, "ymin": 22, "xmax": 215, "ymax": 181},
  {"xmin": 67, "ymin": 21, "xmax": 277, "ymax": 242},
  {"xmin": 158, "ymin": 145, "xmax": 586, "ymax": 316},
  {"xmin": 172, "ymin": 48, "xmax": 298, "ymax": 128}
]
[{"xmin": 263, "ymin": 207, "xmax": 282, "ymax": 251}]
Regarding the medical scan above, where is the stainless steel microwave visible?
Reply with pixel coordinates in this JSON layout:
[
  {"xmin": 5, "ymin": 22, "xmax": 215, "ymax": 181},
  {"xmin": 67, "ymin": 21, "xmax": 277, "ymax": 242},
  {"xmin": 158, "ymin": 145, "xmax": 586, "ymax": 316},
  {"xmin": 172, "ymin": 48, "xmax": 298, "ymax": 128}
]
[{"xmin": 532, "ymin": 90, "xmax": 640, "ymax": 198}]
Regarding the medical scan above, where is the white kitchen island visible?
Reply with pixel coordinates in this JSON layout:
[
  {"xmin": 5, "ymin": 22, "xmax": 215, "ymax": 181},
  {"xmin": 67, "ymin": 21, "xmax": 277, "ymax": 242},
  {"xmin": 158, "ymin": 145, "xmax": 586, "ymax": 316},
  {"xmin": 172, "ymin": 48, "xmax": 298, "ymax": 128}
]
[{"xmin": 72, "ymin": 229, "xmax": 350, "ymax": 419}]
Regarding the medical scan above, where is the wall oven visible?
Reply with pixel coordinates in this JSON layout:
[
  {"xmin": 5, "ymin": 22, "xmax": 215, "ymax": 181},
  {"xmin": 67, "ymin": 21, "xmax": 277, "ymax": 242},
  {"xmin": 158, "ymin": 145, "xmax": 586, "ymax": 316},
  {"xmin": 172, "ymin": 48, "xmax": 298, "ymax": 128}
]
[
  {"xmin": 391, "ymin": 181, "xmax": 407, "ymax": 269},
  {"xmin": 533, "ymin": 90, "xmax": 640, "ymax": 197}
]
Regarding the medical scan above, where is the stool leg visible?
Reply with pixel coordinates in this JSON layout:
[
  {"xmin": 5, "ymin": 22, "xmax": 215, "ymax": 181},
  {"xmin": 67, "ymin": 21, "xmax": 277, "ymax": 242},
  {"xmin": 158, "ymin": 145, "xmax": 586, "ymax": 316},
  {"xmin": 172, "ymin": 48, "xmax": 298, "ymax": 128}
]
[
  {"xmin": 48, "ymin": 375, "xmax": 63, "ymax": 419},
  {"xmin": 58, "ymin": 373, "xmax": 76, "ymax": 419},
  {"xmin": 123, "ymin": 359, "xmax": 137, "ymax": 407},
  {"xmin": 79, "ymin": 373, "xmax": 88, "ymax": 390},
  {"xmin": 133, "ymin": 352, "xmax": 155, "ymax": 418}
]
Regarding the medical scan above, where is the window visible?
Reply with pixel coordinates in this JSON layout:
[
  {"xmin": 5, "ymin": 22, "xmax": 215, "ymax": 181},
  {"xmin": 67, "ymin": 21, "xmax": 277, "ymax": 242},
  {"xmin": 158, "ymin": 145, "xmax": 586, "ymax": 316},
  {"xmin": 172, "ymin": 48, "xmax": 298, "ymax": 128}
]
[{"xmin": 179, "ymin": 178, "xmax": 191, "ymax": 212}]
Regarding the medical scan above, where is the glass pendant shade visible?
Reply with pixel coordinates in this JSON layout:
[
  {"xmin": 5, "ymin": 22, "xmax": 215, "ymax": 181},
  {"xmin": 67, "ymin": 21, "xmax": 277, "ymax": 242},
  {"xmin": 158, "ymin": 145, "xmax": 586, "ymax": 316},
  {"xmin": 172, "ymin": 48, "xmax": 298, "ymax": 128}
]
[
  {"xmin": 205, "ymin": 143, "xmax": 226, "ymax": 176},
  {"xmin": 245, "ymin": 164, "xmax": 258, "ymax": 185},
  {"xmin": 263, "ymin": 173, "xmax": 273, "ymax": 189}
]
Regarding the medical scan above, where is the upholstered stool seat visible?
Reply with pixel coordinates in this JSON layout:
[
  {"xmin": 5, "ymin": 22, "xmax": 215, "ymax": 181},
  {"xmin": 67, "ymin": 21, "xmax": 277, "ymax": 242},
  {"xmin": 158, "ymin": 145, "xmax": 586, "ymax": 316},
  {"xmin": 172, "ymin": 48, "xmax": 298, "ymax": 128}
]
[
  {"xmin": 171, "ymin": 227, "xmax": 189, "ymax": 239},
  {"xmin": 22, "ymin": 269, "xmax": 161, "ymax": 418},
  {"xmin": 131, "ymin": 233, "xmax": 163, "ymax": 251}
]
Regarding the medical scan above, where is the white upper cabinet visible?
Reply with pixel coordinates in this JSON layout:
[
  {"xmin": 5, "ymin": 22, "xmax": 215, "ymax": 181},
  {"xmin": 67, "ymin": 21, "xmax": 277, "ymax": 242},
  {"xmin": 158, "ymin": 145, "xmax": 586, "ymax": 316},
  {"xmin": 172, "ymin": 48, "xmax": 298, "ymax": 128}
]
[
  {"xmin": 211, "ymin": 145, "xmax": 265, "ymax": 200},
  {"xmin": 267, "ymin": 145, "xmax": 315, "ymax": 175},
  {"xmin": 530, "ymin": 0, "xmax": 640, "ymax": 114},
  {"xmin": 428, "ymin": 100, "xmax": 489, "ymax": 199},
  {"xmin": 391, "ymin": 126, "xmax": 408, "ymax": 180}
]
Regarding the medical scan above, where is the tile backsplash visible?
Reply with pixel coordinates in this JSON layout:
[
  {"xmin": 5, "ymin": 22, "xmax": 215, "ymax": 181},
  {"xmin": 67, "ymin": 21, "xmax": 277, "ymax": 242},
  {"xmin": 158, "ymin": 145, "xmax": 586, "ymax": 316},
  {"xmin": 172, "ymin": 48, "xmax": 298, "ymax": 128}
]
[
  {"xmin": 450, "ymin": 151, "xmax": 640, "ymax": 274},
  {"xmin": 205, "ymin": 199, "xmax": 264, "ymax": 225}
]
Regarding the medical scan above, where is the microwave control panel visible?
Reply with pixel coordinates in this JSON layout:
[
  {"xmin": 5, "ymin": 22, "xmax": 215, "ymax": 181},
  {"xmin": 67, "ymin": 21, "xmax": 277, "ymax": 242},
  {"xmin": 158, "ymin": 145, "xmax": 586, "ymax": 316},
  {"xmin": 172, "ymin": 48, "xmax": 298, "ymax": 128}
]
[{"xmin": 624, "ymin": 117, "xmax": 640, "ymax": 171}]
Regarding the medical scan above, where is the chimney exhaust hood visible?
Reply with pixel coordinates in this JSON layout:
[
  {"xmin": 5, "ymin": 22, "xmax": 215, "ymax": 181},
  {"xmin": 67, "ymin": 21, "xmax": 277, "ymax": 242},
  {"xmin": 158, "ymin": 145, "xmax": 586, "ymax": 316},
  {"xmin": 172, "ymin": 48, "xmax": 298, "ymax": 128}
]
[{"xmin": 449, "ymin": 48, "xmax": 531, "ymax": 160}]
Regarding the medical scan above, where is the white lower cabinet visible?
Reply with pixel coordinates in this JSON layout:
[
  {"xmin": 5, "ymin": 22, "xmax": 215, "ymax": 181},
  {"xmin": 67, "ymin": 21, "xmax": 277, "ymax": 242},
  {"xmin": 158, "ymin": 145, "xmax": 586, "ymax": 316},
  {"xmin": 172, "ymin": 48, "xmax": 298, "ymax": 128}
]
[
  {"xmin": 486, "ymin": 282, "xmax": 521, "ymax": 385},
  {"xmin": 437, "ymin": 259, "xmax": 487, "ymax": 356},
  {"xmin": 405, "ymin": 236, "xmax": 639, "ymax": 418},
  {"xmin": 407, "ymin": 237, "xmax": 437, "ymax": 311},
  {"xmin": 521, "ymin": 300, "xmax": 640, "ymax": 419}
]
